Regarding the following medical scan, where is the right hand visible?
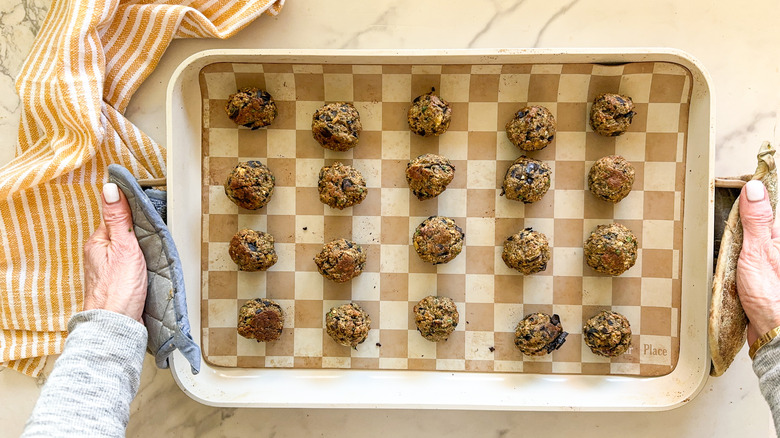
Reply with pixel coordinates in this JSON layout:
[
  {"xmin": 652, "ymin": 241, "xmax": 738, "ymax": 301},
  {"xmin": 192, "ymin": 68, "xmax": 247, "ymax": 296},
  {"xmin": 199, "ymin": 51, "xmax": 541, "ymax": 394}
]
[{"xmin": 737, "ymin": 179, "xmax": 780, "ymax": 345}]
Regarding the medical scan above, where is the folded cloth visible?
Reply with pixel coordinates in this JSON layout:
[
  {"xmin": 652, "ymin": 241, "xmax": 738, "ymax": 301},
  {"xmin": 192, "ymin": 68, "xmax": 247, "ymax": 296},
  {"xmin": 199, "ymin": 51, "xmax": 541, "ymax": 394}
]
[{"xmin": 0, "ymin": 0, "xmax": 284, "ymax": 377}]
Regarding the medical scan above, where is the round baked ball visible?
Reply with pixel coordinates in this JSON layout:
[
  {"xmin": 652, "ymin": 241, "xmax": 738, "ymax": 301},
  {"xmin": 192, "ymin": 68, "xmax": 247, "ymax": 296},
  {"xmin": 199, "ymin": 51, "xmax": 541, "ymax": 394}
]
[
  {"xmin": 228, "ymin": 229, "xmax": 278, "ymax": 272},
  {"xmin": 325, "ymin": 303, "xmax": 371, "ymax": 348},
  {"xmin": 588, "ymin": 155, "xmax": 635, "ymax": 203},
  {"xmin": 314, "ymin": 239, "xmax": 367, "ymax": 283},
  {"xmin": 502, "ymin": 156, "xmax": 551, "ymax": 204},
  {"xmin": 407, "ymin": 89, "xmax": 452, "ymax": 137},
  {"xmin": 584, "ymin": 223, "xmax": 638, "ymax": 276},
  {"xmin": 237, "ymin": 298, "xmax": 284, "ymax": 342},
  {"xmin": 514, "ymin": 312, "xmax": 568, "ymax": 356},
  {"xmin": 583, "ymin": 310, "xmax": 632, "ymax": 357},
  {"xmin": 311, "ymin": 102, "xmax": 362, "ymax": 151},
  {"xmin": 318, "ymin": 162, "xmax": 367, "ymax": 209},
  {"xmin": 413, "ymin": 295, "xmax": 459, "ymax": 342},
  {"xmin": 224, "ymin": 161, "xmax": 275, "ymax": 210},
  {"xmin": 406, "ymin": 153, "xmax": 455, "ymax": 200},
  {"xmin": 413, "ymin": 216, "xmax": 465, "ymax": 265},
  {"xmin": 225, "ymin": 87, "xmax": 277, "ymax": 129},
  {"xmin": 502, "ymin": 228, "xmax": 550, "ymax": 275},
  {"xmin": 505, "ymin": 105, "xmax": 556, "ymax": 151},
  {"xmin": 590, "ymin": 93, "xmax": 635, "ymax": 136}
]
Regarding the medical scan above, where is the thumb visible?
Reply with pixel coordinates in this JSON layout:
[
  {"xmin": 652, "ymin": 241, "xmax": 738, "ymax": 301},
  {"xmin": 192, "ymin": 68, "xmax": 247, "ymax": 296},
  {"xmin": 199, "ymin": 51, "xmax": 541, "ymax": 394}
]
[
  {"xmin": 740, "ymin": 179, "xmax": 774, "ymax": 245},
  {"xmin": 101, "ymin": 183, "xmax": 135, "ymax": 243}
]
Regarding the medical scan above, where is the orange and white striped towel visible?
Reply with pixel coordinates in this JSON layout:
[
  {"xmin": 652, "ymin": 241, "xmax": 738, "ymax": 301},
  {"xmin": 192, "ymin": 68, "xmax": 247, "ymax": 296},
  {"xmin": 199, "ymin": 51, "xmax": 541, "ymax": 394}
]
[{"xmin": 0, "ymin": 0, "xmax": 284, "ymax": 377}]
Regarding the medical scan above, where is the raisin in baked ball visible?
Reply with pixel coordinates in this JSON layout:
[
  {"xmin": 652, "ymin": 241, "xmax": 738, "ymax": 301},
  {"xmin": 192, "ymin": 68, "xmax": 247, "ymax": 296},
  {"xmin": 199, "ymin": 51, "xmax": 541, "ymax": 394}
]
[
  {"xmin": 588, "ymin": 155, "xmax": 635, "ymax": 203},
  {"xmin": 412, "ymin": 216, "xmax": 465, "ymax": 265},
  {"xmin": 406, "ymin": 153, "xmax": 455, "ymax": 200},
  {"xmin": 583, "ymin": 310, "xmax": 632, "ymax": 357},
  {"xmin": 502, "ymin": 228, "xmax": 550, "ymax": 275},
  {"xmin": 325, "ymin": 303, "xmax": 371, "ymax": 348},
  {"xmin": 318, "ymin": 162, "xmax": 367, "ymax": 209},
  {"xmin": 314, "ymin": 239, "xmax": 367, "ymax": 283},
  {"xmin": 225, "ymin": 87, "xmax": 277, "ymax": 129},
  {"xmin": 502, "ymin": 156, "xmax": 551, "ymax": 203},
  {"xmin": 413, "ymin": 295, "xmax": 459, "ymax": 342},
  {"xmin": 590, "ymin": 93, "xmax": 635, "ymax": 136},
  {"xmin": 407, "ymin": 89, "xmax": 452, "ymax": 137},
  {"xmin": 228, "ymin": 229, "xmax": 278, "ymax": 272},
  {"xmin": 514, "ymin": 312, "xmax": 568, "ymax": 356},
  {"xmin": 311, "ymin": 102, "xmax": 362, "ymax": 151},
  {"xmin": 237, "ymin": 299, "xmax": 284, "ymax": 342},
  {"xmin": 505, "ymin": 105, "xmax": 556, "ymax": 151},
  {"xmin": 583, "ymin": 223, "xmax": 638, "ymax": 276},
  {"xmin": 224, "ymin": 161, "xmax": 275, "ymax": 210}
]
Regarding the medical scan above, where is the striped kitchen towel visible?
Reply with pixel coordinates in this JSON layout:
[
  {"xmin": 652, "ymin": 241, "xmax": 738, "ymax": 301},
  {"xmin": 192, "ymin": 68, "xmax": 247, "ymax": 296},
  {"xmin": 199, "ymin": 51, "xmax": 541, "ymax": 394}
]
[{"xmin": 0, "ymin": 0, "xmax": 284, "ymax": 377}]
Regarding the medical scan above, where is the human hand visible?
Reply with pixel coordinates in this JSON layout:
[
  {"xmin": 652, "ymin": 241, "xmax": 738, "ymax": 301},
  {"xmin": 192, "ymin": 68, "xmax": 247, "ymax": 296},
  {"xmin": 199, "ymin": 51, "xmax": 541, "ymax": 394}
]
[
  {"xmin": 83, "ymin": 183, "xmax": 147, "ymax": 322},
  {"xmin": 737, "ymin": 179, "xmax": 780, "ymax": 345}
]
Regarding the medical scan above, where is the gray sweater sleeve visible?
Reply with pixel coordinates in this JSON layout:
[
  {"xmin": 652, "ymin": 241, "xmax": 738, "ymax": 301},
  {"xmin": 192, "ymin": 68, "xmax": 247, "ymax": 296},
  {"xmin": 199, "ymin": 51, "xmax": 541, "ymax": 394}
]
[
  {"xmin": 753, "ymin": 336, "xmax": 780, "ymax": 435},
  {"xmin": 21, "ymin": 309, "xmax": 147, "ymax": 438}
]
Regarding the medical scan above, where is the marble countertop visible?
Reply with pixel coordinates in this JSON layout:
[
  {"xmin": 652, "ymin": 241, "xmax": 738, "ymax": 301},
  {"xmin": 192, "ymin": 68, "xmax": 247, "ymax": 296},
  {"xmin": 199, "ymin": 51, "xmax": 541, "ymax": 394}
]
[{"xmin": 1, "ymin": 0, "xmax": 779, "ymax": 436}]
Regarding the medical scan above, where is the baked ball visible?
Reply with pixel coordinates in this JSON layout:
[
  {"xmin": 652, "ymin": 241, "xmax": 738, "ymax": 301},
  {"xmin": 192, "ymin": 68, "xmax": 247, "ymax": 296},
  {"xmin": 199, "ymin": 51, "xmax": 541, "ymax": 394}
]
[
  {"xmin": 505, "ymin": 105, "xmax": 556, "ymax": 151},
  {"xmin": 514, "ymin": 312, "xmax": 568, "ymax": 356},
  {"xmin": 318, "ymin": 162, "xmax": 367, "ymax": 209},
  {"xmin": 325, "ymin": 303, "xmax": 371, "ymax": 348},
  {"xmin": 406, "ymin": 153, "xmax": 455, "ymax": 200},
  {"xmin": 413, "ymin": 295, "xmax": 459, "ymax": 342},
  {"xmin": 589, "ymin": 93, "xmax": 635, "ymax": 136},
  {"xmin": 314, "ymin": 239, "xmax": 367, "ymax": 283},
  {"xmin": 228, "ymin": 229, "xmax": 278, "ymax": 272},
  {"xmin": 225, "ymin": 87, "xmax": 277, "ymax": 129},
  {"xmin": 502, "ymin": 228, "xmax": 550, "ymax": 275},
  {"xmin": 588, "ymin": 155, "xmax": 635, "ymax": 203},
  {"xmin": 583, "ymin": 310, "xmax": 632, "ymax": 357},
  {"xmin": 224, "ymin": 161, "xmax": 275, "ymax": 210},
  {"xmin": 311, "ymin": 102, "xmax": 362, "ymax": 151},
  {"xmin": 407, "ymin": 89, "xmax": 452, "ymax": 137},
  {"xmin": 413, "ymin": 216, "xmax": 465, "ymax": 265},
  {"xmin": 502, "ymin": 156, "xmax": 551, "ymax": 203},
  {"xmin": 237, "ymin": 298, "xmax": 284, "ymax": 342},
  {"xmin": 584, "ymin": 223, "xmax": 638, "ymax": 276}
]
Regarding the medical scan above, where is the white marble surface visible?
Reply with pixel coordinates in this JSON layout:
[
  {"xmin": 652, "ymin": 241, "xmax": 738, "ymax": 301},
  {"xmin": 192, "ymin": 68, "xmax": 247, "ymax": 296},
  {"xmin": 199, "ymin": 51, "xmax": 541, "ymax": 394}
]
[{"xmin": 1, "ymin": 0, "xmax": 779, "ymax": 436}]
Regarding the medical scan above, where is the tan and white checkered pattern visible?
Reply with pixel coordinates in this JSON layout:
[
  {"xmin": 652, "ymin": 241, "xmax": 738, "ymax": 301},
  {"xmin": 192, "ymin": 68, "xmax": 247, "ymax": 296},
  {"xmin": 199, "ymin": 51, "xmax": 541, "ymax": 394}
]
[{"xmin": 199, "ymin": 61, "xmax": 690, "ymax": 376}]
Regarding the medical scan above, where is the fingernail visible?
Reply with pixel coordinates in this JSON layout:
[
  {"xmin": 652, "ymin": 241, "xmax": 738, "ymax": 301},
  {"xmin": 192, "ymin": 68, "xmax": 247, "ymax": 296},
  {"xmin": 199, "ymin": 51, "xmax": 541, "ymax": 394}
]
[
  {"xmin": 746, "ymin": 180, "xmax": 765, "ymax": 202},
  {"xmin": 103, "ymin": 183, "xmax": 120, "ymax": 204}
]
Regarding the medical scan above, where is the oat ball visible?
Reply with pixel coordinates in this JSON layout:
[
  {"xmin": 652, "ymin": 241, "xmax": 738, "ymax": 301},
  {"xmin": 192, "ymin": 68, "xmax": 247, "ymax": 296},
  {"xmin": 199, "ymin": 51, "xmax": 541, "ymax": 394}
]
[
  {"xmin": 514, "ymin": 312, "xmax": 568, "ymax": 356},
  {"xmin": 228, "ymin": 229, "xmax": 278, "ymax": 272},
  {"xmin": 590, "ymin": 93, "xmax": 635, "ymax": 136},
  {"xmin": 406, "ymin": 153, "xmax": 455, "ymax": 200},
  {"xmin": 318, "ymin": 162, "xmax": 367, "ymax": 209},
  {"xmin": 583, "ymin": 310, "xmax": 632, "ymax": 357},
  {"xmin": 413, "ymin": 296, "xmax": 459, "ymax": 342},
  {"xmin": 225, "ymin": 87, "xmax": 277, "ymax": 129},
  {"xmin": 584, "ymin": 223, "xmax": 638, "ymax": 276},
  {"xmin": 588, "ymin": 155, "xmax": 635, "ymax": 203},
  {"xmin": 224, "ymin": 161, "xmax": 275, "ymax": 210},
  {"xmin": 505, "ymin": 105, "xmax": 556, "ymax": 151},
  {"xmin": 314, "ymin": 239, "xmax": 367, "ymax": 283},
  {"xmin": 237, "ymin": 299, "xmax": 284, "ymax": 342},
  {"xmin": 502, "ymin": 228, "xmax": 550, "ymax": 275},
  {"xmin": 413, "ymin": 216, "xmax": 465, "ymax": 265},
  {"xmin": 501, "ymin": 156, "xmax": 551, "ymax": 204},
  {"xmin": 325, "ymin": 303, "xmax": 371, "ymax": 348},
  {"xmin": 311, "ymin": 102, "xmax": 362, "ymax": 151},
  {"xmin": 407, "ymin": 89, "xmax": 452, "ymax": 137}
]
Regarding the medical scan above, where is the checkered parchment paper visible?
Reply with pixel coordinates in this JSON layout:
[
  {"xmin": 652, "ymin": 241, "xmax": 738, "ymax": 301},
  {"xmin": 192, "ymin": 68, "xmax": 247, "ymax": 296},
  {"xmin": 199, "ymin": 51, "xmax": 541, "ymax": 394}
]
[{"xmin": 199, "ymin": 61, "xmax": 690, "ymax": 376}]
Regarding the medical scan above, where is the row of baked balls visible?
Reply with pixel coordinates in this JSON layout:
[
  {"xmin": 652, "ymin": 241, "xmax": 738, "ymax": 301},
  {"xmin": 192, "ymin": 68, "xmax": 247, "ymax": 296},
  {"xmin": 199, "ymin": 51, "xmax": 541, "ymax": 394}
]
[{"xmin": 237, "ymin": 296, "xmax": 631, "ymax": 359}]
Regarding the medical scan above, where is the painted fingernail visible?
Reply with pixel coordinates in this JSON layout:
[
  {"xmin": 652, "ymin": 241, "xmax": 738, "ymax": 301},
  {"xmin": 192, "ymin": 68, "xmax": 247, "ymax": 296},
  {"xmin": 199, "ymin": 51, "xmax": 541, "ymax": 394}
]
[
  {"xmin": 103, "ymin": 183, "xmax": 120, "ymax": 204},
  {"xmin": 746, "ymin": 180, "xmax": 765, "ymax": 202}
]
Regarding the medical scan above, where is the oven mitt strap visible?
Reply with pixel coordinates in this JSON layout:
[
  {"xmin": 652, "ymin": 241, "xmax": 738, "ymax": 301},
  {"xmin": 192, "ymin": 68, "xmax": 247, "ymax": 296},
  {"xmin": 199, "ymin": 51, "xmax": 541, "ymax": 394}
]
[{"xmin": 107, "ymin": 164, "xmax": 201, "ymax": 374}]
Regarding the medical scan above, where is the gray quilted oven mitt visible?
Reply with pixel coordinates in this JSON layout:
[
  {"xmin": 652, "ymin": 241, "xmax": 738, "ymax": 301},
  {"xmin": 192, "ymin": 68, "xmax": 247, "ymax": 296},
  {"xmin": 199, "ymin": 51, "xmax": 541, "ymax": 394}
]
[{"xmin": 108, "ymin": 164, "xmax": 201, "ymax": 374}]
